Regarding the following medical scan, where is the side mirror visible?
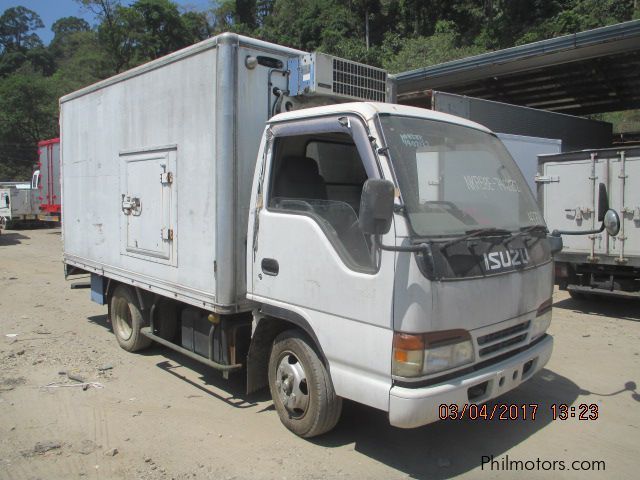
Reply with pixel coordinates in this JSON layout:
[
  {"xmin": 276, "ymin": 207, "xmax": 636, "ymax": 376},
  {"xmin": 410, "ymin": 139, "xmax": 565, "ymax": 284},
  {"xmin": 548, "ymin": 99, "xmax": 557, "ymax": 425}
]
[
  {"xmin": 359, "ymin": 179, "xmax": 394, "ymax": 235},
  {"xmin": 597, "ymin": 183, "xmax": 609, "ymax": 222},
  {"xmin": 603, "ymin": 209, "xmax": 620, "ymax": 236},
  {"xmin": 597, "ymin": 183, "xmax": 620, "ymax": 236}
]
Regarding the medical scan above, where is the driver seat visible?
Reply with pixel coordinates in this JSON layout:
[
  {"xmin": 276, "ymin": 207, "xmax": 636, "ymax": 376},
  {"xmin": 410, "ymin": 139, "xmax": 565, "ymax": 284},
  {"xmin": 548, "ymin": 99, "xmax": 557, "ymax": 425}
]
[{"xmin": 272, "ymin": 156, "xmax": 328, "ymax": 201}]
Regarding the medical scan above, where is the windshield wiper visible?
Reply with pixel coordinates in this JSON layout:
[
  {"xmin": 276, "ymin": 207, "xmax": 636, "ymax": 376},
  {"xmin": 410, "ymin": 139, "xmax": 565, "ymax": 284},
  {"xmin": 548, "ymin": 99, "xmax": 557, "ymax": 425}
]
[
  {"xmin": 440, "ymin": 227, "xmax": 512, "ymax": 250},
  {"xmin": 421, "ymin": 201, "xmax": 477, "ymax": 225},
  {"xmin": 504, "ymin": 225, "xmax": 548, "ymax": 245}
]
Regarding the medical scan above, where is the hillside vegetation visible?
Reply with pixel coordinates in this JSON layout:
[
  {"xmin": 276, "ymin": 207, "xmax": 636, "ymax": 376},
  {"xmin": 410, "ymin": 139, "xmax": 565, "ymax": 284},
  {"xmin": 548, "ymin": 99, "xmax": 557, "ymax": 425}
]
[{"xmin": 1, "ymin": 0, "xmax": 638, "ymax": 179}]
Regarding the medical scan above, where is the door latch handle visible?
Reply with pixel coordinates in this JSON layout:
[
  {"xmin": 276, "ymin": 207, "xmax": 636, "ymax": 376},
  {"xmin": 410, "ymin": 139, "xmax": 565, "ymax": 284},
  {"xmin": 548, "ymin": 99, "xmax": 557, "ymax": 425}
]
[
  {"xmin": 121, "ymin": 195, "xmax": 141, "ymax": 215},
  {"xmin": 261, "ymin": 258, "xmax": 279, "ymax": 276}
]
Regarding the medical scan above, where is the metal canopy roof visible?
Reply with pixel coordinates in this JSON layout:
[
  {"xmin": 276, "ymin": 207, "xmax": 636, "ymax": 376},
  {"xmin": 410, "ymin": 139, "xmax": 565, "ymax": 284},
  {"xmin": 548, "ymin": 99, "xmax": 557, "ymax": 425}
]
[{"xmin": 396, "ymin": 20, "xmax": 640, "ymax": 116}]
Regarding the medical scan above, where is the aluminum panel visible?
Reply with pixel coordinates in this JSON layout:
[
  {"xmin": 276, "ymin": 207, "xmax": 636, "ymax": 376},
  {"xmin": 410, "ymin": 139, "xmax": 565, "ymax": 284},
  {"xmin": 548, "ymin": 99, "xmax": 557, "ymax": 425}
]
[
  {"xmin": 432, "ymin": 91, "xmax": 611, "ymax": 151},
  {"xmin": 497, "ymin": 133, "xmax": 561, "ymax": 197},
  {"xmin": 61, "ymin": 47, "xmax": 219, "ymax": 305},
  {"xmin": 61, "ymin": 34, "xmax": 305, "ymax": 311},
  {"xmin": 608, "ymin": 152, "xmax": 640, "ymax": 259},
  {"xmin": 542, "ymin": 158, "xmax": 607, "ymax": 254}
]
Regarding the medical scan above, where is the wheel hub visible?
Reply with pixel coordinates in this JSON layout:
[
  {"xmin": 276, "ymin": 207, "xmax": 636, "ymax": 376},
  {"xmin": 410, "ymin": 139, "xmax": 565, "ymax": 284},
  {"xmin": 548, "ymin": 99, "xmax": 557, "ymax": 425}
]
[
  {"xmin": 276, "ymin": 353, "xmax": 309, "ymax": 417},
  {"xmin": 114, "ymin": 299, "xmax": 133, "ymax": 341}
]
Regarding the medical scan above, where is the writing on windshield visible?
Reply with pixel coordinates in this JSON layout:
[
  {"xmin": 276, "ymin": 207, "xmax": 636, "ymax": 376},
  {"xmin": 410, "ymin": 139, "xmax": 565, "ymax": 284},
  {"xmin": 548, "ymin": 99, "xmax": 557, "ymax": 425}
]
[{"xmin": 379, "ymin": 115, "xmax": 542, "ymax": 237}]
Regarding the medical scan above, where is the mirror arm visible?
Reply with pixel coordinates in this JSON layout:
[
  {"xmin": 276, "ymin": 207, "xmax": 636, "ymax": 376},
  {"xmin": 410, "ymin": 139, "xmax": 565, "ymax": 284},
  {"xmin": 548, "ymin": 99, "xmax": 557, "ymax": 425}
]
[
  {"xmin": 373, "ymin": 236, "xmax": 429, "ymax": 252},
  {"xmin": 551, "ymin": 222, "xmax": 605, "ymax": 236}
]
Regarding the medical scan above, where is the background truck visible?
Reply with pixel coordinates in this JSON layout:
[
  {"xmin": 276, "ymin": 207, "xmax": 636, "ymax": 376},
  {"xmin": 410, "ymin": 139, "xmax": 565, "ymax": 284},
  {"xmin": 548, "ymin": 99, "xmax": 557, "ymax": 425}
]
[
  {"xmin": 0, "ymin": 187, "xmax": 10, "ymax": 233},
  {"xmin": 62, "ymin": 33, "xmax": 559, "ymax": 437},
  {"xmin": 497, "ymin": 133, "xmax": 562, "ymax": 196},
  {"xmin": 405, "ymin": 90, "xmax": 614, "ymax": 197},
  {"xmin": 0, "ymin": 182, "xmax": 39, "ymax": 225},
  {"xmin": 539, "ymin": 146, "xmax": 639, "ymax": 298},
  {"xmin": 33, "ymin": 138, "xmax": 61, "ymax": 223}
]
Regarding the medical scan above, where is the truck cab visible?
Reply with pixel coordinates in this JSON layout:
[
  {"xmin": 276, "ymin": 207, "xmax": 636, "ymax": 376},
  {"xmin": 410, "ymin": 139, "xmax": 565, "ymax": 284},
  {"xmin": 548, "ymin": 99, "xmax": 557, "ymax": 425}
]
[{"xmin": 247, "ymin": 102, "xmax": 554, "ymax": 432}]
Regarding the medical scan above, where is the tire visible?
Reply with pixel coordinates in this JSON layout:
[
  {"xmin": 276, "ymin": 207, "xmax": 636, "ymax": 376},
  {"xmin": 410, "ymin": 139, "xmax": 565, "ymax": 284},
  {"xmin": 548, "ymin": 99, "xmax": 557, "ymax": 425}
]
[
  {"xmin": 110, "ymin": 285, "xmax": 152, "ymax": 352},
  {"xmin": 268, "ymin": 329, "xmax": 342, "ymax": 438},
  {"xmin": 568, "ymin": 290, "xmax": 586, "ymax": 300}
]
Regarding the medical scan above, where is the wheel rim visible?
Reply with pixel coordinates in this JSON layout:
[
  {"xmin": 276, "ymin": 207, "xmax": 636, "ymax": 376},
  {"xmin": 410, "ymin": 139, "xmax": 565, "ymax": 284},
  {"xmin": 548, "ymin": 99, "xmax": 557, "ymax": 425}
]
[
  {"xmin": 275, "ymin": 351, "xmax": 309, "ymax": 418},
  {"xmin": 114, "ymin": 298, "xmax": 133, "ymax": 341}
]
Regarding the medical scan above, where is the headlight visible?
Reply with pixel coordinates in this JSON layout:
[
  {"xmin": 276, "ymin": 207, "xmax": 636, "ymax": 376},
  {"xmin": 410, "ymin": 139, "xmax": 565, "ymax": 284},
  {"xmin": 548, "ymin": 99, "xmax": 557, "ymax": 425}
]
[
  {"xmin": 393, "ymin": 329, "xmax": 474, "ymax": 377},
  {"xmin": 531, "ymin": 298, "xmax": 552, "ymax": 340}
]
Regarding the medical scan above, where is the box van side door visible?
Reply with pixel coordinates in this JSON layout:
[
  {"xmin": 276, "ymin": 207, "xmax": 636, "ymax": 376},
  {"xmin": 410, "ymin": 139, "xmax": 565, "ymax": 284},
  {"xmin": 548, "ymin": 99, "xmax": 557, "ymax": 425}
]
[{"xmin": 248, "ymin": 114, "xmax": 395, "ymax": 412}]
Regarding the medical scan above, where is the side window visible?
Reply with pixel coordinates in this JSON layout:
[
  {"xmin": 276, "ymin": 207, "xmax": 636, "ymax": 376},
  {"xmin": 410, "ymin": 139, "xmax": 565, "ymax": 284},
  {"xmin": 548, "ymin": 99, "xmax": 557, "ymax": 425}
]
[{"xmin": 269, "ymin": 132, "xmax": 374, "ymax": 272}]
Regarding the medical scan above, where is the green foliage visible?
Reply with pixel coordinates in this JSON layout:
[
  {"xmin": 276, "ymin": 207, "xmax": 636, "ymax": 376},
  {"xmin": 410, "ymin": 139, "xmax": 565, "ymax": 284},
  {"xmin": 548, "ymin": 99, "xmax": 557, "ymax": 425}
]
[
  {"xmin": 0, "ymin": 0, "xmax": 637, "ymax": 181},
  {"xmin": 592, "ymin": 110, "xmax": 640, "ymax": 135},
  {"xmin": 0, "ymin": 73, "xmax": 59, "ymax": 179},
  {"xmin": 0, "ymin": 6, "xmax": 47, "ymax": 76},
  {"xmin": 50, "ymin": 17, "xmax": 91, "ymax": 56},
  {"xmin": 0, "ymin": 6, "xmax": 44, "ymax": 52},
  {"xmin": 130, "ymin": 0, "xmax": 191, "ymax": 59},
  {"xmin": 382, "ymin": 20, "xmax": 484, "ymax": 72},
  {"xmin": 516, "ymin": 0, "xmax": 636, "ymax": 44},
  {"xmin": 53, "ymin": 30, "xmax": 112, "ymax": 91}
]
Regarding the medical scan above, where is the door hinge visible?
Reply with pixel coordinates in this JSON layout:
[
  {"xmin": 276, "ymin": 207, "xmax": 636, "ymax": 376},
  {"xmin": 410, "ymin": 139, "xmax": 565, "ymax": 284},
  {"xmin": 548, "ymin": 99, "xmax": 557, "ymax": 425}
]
[
  {"xmin": 535, "ymin": 175, "xmax": 559, "ymax": 183},
  {"xmin": 160, "ymin": 172, "xmax": 173, "ymax": 184},
  {"xmin": 161, "ymin": 227, "xmax": 174, "ymax": 241}
]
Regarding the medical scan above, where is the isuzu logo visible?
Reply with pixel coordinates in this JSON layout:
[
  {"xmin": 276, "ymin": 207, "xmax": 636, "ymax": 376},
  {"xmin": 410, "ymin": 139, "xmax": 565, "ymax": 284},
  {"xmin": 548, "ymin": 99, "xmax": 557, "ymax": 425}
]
[{"xmin": 483, "ymin": 248, "xmax": 530, "ymax": 272}]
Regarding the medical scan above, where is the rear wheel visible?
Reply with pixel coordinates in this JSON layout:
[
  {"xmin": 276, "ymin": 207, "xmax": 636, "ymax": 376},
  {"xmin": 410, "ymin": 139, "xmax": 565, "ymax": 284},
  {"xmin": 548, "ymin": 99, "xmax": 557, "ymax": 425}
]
[
  {"xmin": 268, "ymin": 329, "xmax": 342, "ymax": 438},
  {"xmin": 110, "ymin": 285, "xmax": 152, "ymax": 352}
]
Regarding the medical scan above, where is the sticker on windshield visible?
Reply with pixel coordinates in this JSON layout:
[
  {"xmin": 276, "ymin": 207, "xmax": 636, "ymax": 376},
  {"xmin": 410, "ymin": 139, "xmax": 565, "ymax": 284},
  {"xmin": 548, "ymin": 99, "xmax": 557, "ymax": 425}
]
[
  {"xmin": 463, "ymin": 175, "xmax": 521, "ymax": 193},
  {"xmin": 400, "ymin": 133, "xmax": 426, "ymax": 148}
]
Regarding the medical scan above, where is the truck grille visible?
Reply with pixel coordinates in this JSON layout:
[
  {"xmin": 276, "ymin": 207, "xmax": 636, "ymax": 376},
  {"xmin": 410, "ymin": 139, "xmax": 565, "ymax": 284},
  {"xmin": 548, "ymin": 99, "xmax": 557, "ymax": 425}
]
[
  {"xmin": 332, "ymin": 59, "xmax": 387, "ymax": 102},
  {"xmin": 477, "ymin": 321, "xmax": 530, "ymax": 358}
]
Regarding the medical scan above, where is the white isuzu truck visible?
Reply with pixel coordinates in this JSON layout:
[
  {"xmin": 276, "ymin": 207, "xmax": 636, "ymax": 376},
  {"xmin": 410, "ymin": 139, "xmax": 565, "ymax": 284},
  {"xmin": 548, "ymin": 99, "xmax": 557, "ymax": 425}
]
[{"xmin": 61, "ymin": 33, "xmax": 611, "ymax": 437}]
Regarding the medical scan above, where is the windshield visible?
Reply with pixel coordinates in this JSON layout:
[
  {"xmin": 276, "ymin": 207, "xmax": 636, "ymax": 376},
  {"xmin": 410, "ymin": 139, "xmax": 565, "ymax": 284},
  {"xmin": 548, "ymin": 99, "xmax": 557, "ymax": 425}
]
[{"xmin": 379, "ymin": 114, "xmax": 543, "ymax": 237}]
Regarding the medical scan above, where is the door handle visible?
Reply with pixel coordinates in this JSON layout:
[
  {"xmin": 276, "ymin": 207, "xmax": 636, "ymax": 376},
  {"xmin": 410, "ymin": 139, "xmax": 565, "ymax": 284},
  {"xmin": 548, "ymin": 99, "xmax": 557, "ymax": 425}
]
[
  {"xmin": 121, "ymin": 195, "xmax": 141, "ymax": 215},
  {"xmin": 261, "ymin": 258, "xmax": 279, "ymax": 276}
]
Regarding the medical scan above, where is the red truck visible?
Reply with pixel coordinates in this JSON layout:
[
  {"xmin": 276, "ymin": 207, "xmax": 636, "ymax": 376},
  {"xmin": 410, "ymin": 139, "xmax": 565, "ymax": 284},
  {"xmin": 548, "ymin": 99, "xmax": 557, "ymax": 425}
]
[{"xmin": 33, "ymin": 138, "xmax": 61, "ymax": 222}]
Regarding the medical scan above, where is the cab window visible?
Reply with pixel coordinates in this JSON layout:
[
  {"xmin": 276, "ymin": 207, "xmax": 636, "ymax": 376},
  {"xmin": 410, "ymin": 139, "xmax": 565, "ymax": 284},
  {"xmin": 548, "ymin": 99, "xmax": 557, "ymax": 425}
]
[{"xmin": 268, "ymin": 131, "xmax": 374, "ymax": 272}]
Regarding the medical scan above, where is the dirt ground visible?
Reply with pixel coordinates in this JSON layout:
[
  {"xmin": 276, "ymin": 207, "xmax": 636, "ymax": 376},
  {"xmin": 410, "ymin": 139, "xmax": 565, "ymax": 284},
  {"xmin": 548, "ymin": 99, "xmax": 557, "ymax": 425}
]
[{"xmin": 0, "ymin": 227, "xmax": 639, "ymax": 480}]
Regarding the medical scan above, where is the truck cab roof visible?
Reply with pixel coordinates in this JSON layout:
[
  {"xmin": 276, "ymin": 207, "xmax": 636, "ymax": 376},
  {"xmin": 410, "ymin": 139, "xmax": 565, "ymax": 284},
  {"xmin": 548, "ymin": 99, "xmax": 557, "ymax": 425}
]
[{"xmin": 269, "ymin": 102, "xmax": 492, "ymax": 134}]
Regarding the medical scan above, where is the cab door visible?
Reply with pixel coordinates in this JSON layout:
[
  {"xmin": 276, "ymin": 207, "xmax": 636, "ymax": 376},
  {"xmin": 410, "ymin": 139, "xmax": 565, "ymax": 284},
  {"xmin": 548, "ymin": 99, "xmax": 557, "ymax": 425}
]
[{"xmin": 247, "ymin": 115, "xmax": 396, "ymax": 411}]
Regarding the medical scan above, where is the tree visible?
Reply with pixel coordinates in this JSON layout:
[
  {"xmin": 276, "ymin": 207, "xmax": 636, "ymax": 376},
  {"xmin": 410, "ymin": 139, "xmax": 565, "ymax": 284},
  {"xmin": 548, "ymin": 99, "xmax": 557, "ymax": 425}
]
[
  {"xmin": 0, "ymin": 73, "xmax": 59, "ymax": 179},
  {"xmin": 381, "ymin": 20, "xmax": 484, "ymax": 73},
  {"xmin": 516, "ymin": 0, "xmax": 636, "ymax": 45},
  {"xmin": 0, "ymin": 6, "xmax": 44, "ymax": 53},
  {"xmin": 181, "ymin": 10, "xmax": 213, "ymax": 42},
  {"xmin": 52, "ymin": 30, "xmax": 111, "ymax": 91},
  {"xmin": 78, "ymin": 0, "xmax": 212, "ymax": 71},
  {"xmin": 0, "ymin": 7, "xmax": 46, "ymax": 76},
  {"xmin": 131, "ymin": 0, "xmax": 191, "ymax": 59},
  {"xmin": 77, "ymin": 0, "xmax": 134, "ymax": 72},
  {"xmin": 50, "ymin": 16, "xmax": 91, "ymax": 51}
]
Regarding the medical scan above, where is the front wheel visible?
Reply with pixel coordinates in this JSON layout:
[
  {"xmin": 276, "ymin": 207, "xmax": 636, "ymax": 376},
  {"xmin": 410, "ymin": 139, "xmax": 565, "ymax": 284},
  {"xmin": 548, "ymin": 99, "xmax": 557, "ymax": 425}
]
[{"xmin": 268, "ymin": 329, "xmax": 342, "ymax": 438}]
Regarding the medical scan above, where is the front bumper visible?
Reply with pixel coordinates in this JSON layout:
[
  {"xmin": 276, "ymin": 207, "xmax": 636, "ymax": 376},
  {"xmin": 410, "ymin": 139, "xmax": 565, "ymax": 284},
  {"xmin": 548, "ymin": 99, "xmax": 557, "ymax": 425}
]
[{"xmin": 388, "ymin": 335, "xmax": 553, "ymax": 428}]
